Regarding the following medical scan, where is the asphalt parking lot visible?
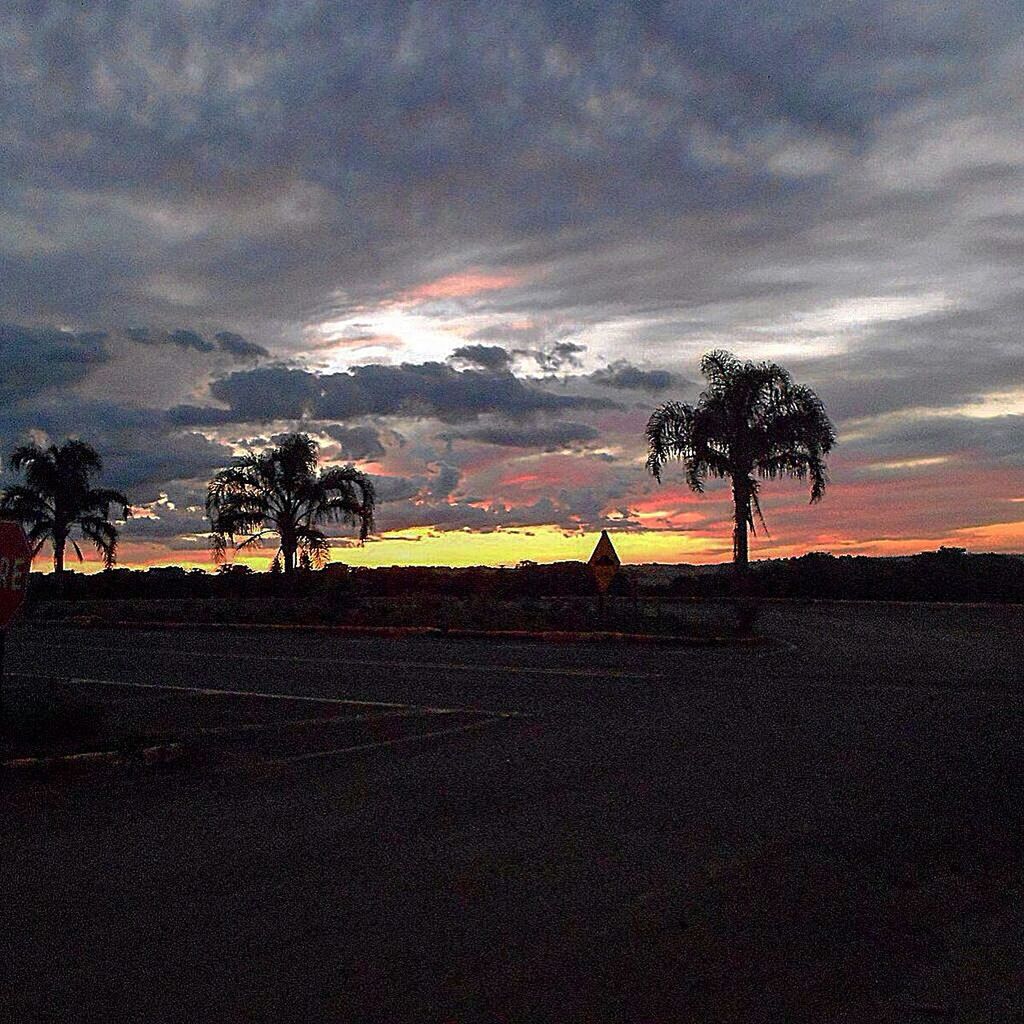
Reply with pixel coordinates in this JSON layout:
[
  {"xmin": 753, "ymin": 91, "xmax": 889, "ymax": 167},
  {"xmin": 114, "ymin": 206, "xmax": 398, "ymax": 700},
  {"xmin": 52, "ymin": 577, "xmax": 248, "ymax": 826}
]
[{"xmin": 3, "ymin": 604, "xmax": 1023, "ymax": 1022}]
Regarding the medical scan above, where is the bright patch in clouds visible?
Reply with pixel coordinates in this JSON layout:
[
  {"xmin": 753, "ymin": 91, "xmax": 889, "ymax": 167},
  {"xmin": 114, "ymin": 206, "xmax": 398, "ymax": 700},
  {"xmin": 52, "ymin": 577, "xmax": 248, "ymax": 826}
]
[
  {"xmin": 311, "ymin": 308, "xmax": 470, "ymax": 367},
  {"xmin": 864, "ymin": 456, "xmax": 950, "ymax": 472},
  {"xmin": 746, "ymin": 293, "xmax": 956, "ymax": 360},
  {"xmin": 788, "ymin": 293, "xmax": 954, "ymax": 333},
  {"xmin": 311, "ymin": 270, "xmax": 525, "ymax": 366}
]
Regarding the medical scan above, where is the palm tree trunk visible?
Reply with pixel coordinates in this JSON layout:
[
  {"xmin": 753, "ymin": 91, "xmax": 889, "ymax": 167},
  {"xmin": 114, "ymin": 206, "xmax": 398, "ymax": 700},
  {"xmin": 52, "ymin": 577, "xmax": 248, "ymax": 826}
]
[
  {"xmin": 54, "ymin": 533, "xmax": 66, "ymax": 596},
  {"xmin": 732, "ymin": 478, "xmax": 749, "ymax": 576},
  {"xmin": 730, "ymin": 477, "xmax": 757, "ymax": 634},
  {"xmin": 281, "ymin": 538, "xmax": 296, "ymax": 575}
]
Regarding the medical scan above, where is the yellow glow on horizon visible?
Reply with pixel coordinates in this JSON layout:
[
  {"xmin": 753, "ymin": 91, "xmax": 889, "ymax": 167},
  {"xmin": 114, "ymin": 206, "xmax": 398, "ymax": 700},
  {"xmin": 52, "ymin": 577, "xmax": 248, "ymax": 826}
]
[
  {"xmin": 63, "ymin": 525, "xmax": 730, "ymax": 573},
  {"xmin": 328, "ymin": 525, "xmax": 731, "ymax": 567},
  {"xmin": 39, "ymin": 517, "xmax": 1024, "ymax": 575}
]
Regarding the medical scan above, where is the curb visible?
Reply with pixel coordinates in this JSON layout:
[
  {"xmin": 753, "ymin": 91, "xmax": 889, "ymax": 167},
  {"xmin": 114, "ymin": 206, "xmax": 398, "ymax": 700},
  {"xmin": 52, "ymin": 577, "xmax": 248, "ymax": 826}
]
[{"xmin": 28, "ymin": 618, "xmax": 767, "ymax": 647}]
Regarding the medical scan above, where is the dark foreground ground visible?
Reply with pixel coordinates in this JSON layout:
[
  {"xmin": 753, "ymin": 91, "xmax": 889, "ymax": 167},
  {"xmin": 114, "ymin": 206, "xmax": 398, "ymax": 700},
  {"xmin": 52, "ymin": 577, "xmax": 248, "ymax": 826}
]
[{"xmin": 3, "ymin": 602, "xmax": 1023, "ymax": 1022}]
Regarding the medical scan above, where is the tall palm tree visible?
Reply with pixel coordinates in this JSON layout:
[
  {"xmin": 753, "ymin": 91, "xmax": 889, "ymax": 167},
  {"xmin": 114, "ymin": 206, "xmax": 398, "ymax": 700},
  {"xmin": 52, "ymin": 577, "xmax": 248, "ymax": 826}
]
[
  {"xmin": 645, "ymin": 351, "xmax": 836, "ymax": 574},
  {"xmin": 0, "ymin": 439, "xmax": 130, "ymax": 577},
  {"xmin": 206, "ymin": 433, "xmax": 375, "ymax": 574}
]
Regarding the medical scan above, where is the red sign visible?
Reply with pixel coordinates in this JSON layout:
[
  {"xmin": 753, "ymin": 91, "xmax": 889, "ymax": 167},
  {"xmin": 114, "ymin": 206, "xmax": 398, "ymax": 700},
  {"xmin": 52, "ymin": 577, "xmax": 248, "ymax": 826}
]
[{"xmin": 0, "ymin": 521, "xmax": 32, "ymax": 628}]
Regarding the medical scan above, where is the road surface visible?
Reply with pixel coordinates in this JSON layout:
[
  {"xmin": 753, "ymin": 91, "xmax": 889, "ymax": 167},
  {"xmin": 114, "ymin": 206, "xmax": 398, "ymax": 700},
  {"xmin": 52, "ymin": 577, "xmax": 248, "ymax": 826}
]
[{"xmin": 3, "ymin": 606, "xmax": 1023, "ymax": 1022}]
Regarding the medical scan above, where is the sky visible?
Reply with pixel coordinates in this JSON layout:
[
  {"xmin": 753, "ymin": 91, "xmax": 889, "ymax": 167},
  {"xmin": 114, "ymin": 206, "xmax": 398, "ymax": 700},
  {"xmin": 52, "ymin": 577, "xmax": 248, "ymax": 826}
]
[{"xmin": 2, "ymin": 1, "xmax": 1024, "ymax": 570}]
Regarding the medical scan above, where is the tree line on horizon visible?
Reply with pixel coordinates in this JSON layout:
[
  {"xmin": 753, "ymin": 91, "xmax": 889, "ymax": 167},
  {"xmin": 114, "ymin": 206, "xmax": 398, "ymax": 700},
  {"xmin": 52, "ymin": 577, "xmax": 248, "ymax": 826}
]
[
  {"xmin": 25, "ymin": 547, "xmax": 1024, "ymax": 607},
  {"xmin": 0, "ymin": 350, "xmax": 836, "ymax": 582}
]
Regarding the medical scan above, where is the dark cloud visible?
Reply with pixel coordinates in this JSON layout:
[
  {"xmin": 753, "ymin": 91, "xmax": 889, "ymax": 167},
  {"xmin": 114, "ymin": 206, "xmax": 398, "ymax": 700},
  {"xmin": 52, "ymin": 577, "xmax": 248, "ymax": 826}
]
[
  {"xmin": 458, "ymin": 421, "xmax": 600, "ymax": 450},
  {"xmin": 205, "ymin": 366, "xmax": 320, "ymax": 421},
  {"xmin": 0, "ymin": 324, "xmax": 110, "ymax": 405},
  {"xmin": 126, "ymin": 327, "xmax": 214, "ymax": 353},
  {"xmin": 166, "ymin": 405, "xmax": 237, "ymax": 428},
  {"xmin": 0, "ymin": 397, "xmax": 233, "ymax": 497},
  {"xmin": 588, "ymin": 361, "xmax": 679, "ymax": 391},
  {"xmin": 214, "ymin": 331, "xmax": 270, "ymax": 360},
  {"xmin": 845, "ymin": 414, "xmax": 1024, "ymax": 469},
  {"xmin": 110, "ymin": 429, "xmax": 231, "ymax": 490},
  {"xmin": 172, "ymin": 362, "xmax": 614, "ymax": 426},
  {"xmin": 371, "ymin": 475, "xmax": 423, "ymax": 504},
  {"xmin": 448, "ymin": 344, "xmax": 512, "ymax": 370},
  {"xmin": 428, "ymin": 463, "xmax": 461, "ymax": 500},
  {"xmin": 463, "ymin": 325, "xmax": 591, "ymax": 374},
  {"xmin": 801, "ymin": 297, "xmax": 1024, "ymax": 423},
  {"xmin": 322, "ymin": 424, "xmax": 386, "ymax": 461},
  {"xmin": 533, "ymin": 341, "xmax": 586, "ymax": 372},
  {"xmin": 169, "ymin": 329, "xmax": 215, "ymax": 353}
]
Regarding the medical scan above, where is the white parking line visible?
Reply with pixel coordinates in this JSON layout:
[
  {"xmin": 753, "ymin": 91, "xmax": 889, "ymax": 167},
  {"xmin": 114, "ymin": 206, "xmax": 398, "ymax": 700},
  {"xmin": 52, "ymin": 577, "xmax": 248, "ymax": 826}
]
[
  {"xmin": 265, "ymin": 715, "xmax": 513, "ymax": 766},
  {"xmin": 8, "ymin": 673, "xmax": 519, "ymax": 718},
  {"xmin": 30, "ymin": 641, "xmax": 664, "ymax": 681}
]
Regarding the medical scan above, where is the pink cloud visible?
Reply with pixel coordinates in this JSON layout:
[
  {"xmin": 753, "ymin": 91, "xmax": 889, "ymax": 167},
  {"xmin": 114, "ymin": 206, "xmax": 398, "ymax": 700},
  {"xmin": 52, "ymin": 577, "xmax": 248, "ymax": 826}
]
[{"xmin": 400, "ymin": 270, "xmax": 523, "ymax": 302}]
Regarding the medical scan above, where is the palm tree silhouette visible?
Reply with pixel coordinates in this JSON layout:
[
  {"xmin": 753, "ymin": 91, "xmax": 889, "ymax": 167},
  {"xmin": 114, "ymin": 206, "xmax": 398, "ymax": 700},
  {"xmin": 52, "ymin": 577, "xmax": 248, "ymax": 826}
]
[
  {"xmin": 206, "ymin": 433, "xmax": 375, "ymax": 574},
  {"xmin": 645, "ymin": 351, "xmax": 836, "ymax": 575},
  {"xmin": 0, "ymin": 439, "xmax": 130, "ymax": 579}
]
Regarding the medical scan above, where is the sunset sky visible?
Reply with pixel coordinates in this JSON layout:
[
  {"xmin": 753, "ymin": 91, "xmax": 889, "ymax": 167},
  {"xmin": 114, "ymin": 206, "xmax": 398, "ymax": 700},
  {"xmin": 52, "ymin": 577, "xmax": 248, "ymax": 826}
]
[{"xmin": 2, "ymin": 2, "xmax": 1024, "ymax": 569}]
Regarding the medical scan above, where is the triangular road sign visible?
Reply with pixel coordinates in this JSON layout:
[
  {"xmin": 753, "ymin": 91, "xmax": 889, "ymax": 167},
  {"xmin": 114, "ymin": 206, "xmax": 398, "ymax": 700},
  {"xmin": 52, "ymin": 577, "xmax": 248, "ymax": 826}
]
[{"xmin": 588, "ymin": 530, "xmax": 620, "ymax": 593}]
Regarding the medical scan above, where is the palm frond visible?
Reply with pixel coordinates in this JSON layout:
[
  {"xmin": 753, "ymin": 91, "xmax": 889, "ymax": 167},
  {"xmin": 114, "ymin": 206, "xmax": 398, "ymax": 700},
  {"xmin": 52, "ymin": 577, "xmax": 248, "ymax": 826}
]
[
  {"xmin": 235, "ymin": 529, "xmax": 274, "ymax": 551},
  {"xmin": 645, "ymin": 401, "xmax": 695, "ymax": 484},
  {"xmin": 699, "ymin": 350, "xmax": 741, "ymax": 392},
  {"xmin": 297, "ymin": 527, "xmax": 331, "ymax": 569},
  {"xmin": 25, "ymin": 519, "xmax": 55, "ymax": 548},
  {"xmin": 78, "ymin": 516, "xmax": 119, "ymax": 567},
  {"xmin": 0, "ymin": 485, "xmax": 54, "ymax": 521},
  {"xmin": 83, "ymin": 487, "xmax": 131, "ymax": 519},
  {"xmin": 59, "ymin": 439, "xmax": 103, "ymax": 470},
  {"xmin": 318, "ymin": 464, "xmax": 376, "ymax": 540},
  {"xmin": 747, "ymin": 479, "xmax": 769, "ymax": 537}
]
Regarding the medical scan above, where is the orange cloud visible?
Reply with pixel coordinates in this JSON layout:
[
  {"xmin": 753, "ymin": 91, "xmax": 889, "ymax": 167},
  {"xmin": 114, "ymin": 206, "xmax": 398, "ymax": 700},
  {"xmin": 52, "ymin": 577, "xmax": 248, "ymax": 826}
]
[{"xmin": 501, "ymin": 472, "xmax": 541, "ymax": 487}]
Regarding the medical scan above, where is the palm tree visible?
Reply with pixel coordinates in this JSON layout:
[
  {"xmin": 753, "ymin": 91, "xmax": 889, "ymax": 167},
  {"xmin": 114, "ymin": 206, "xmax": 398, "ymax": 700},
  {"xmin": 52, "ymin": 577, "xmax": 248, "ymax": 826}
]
[
  {"xmin": 645, "ymin": 351, "xmax": 836, "ymax": 575},
  {"xmin": 206, "ymin": 433, "xmax": 375, "ymax": 574},
  {"xmin": 0, "ymin": 439, "xmax": 130, "ymax": 578}
]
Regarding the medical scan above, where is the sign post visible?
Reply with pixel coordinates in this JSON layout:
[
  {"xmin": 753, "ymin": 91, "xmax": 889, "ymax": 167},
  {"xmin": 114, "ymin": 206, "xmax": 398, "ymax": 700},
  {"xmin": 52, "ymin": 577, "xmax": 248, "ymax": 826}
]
[
  {"xmin": 0, "ymin": 521, "xmax": 32, "ymax": 720},
  {"xmin": 588, "ymin": 530, "xmax": 621, "ymax": 620}
]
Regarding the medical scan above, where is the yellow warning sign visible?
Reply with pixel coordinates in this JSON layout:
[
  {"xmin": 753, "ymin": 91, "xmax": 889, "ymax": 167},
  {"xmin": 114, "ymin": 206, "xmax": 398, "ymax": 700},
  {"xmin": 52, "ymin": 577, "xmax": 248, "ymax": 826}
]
[{"xmin": 588, "ymin": 530, "xmax": 621, "ymax": 593}]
